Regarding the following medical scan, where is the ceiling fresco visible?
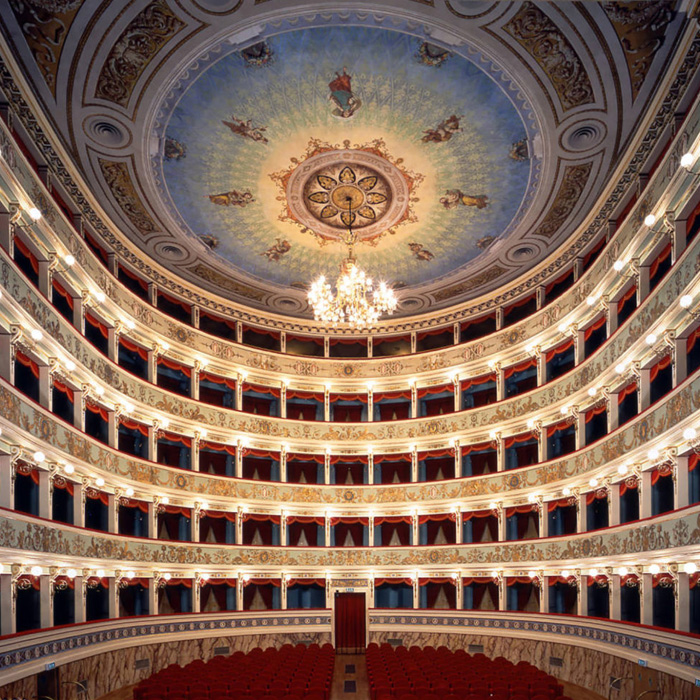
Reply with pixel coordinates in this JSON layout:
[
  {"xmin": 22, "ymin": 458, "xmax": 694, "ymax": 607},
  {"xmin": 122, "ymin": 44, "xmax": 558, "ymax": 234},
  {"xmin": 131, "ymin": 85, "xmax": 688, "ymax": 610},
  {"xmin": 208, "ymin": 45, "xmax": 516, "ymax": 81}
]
[
  {"xmin": 0, "ymin": 0, "xmax": 688, "ymax": 322},
  {"xmin": 153, "ymin": 26, "xmax": 534, "ymax": 291}
]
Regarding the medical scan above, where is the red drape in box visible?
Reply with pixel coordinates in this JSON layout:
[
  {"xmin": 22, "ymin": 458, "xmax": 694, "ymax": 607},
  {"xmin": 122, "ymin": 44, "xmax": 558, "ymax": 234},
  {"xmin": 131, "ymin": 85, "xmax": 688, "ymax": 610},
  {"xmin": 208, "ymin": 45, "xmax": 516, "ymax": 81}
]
[
  {"xmin": 202, "ymin": 579, "xmax": 236, "ymax": 611},
  {"xmin": 545, "ymin": 268, "xmax": 573, "ymax": 294},
  {"xmin": 16, "ymin": 575, "xmax": 41, "ymax": 591},
  {"xmin": 53, "ymin": 378, "xmax": 74, "ymax": 403},
  {"xmin": 618, "ymin": 382, "xmax": 637, "ymax": 404},
  {"xmin": 52, "ymin": 279, "xmax": 74, "ymax": 309},
  {"xmin": 617, "ymin": 285, "xmax": 637, "ymax": 312},
  {"xmin": 87, "ymin": 576, "xmax": 109, "ymax": 588},
  {"xmin": 651, "ymin": 466, "xmax": 673, "ymax": 485},
  {"xmin": 504, "ymin": 432, "xmax": 537, "ymax": 448},
  {"xmin": 585, "ymin": 402, "xmax": 607, "ymax": 422},
  {"xmin": 201, "ymin": 310, "xmax": 237, "ymax": 332},
  {"xmin": 332, "ymin": 518, "xmax": 366, "ymax": 546},
  {"xmin": 377, "ymin": 518, "xmax": 411, "ymax": 546},
  {"xmin": 416, "ymin": 384, "xmax": 453, "ymax": 399},
  {"xmin": 287, "ymin": 388, "xmax": 325, "ymax": 401},
  {"xmin": 586, "ymin": 575, "xmax": 609, "ymax": 587},
  {"xmin": 331, "ymin": 392, "xmax": 368, "ymax": 403},
  {"xmin": 15, "ymin": 351, "xmax": 40, "ymax": 378},
  {"xmin": 463, "ymin": 579, "xmax": 498, "ymax": 609},
  {"xmin": 330, "ymin": 336, "xmax": 367, "ymax": 346},
  {"xmin": 687, "ymin": 326, "xmax": 700, "ymax": 353},
  {"xmin": 547, "ymin": 497, "xmax": 575, "ymax": 512},
  {"xmin": 420, "ymin": 456, "xmax": 454, "ymax": 481},
  {"xmin": 375, "ymin": 577, "xmax": 413, "ymax": 587},
  {"xmin": 200, "ymin": 440, "xmax": 236, "ymax": 456},
  {"xmin": 158, "ymin": 291, "xmax": 191, "ymax": 314},
  {"xmin": 243, "ymin": 580, "xmax": 279, "ymax": 610},
  {"xmin": 649, "ymin": 243, "xmax": 672, "ymax": 279},
  {"xmin": 689, "ymin": 454, "xmax": 699, "ymax": 472},
  {"xmin": 243, "ymin": 512, "xmax": 281, "ymax": 523},
  {"xmin": 585, "ymin": 489, "xmax": 608, "ymax": 505},
  {"xmin": 545, "ymin": 339, "xmax": 574, "ymax": 363},
  {"xmin": 85, "ymin": 401, "xmax": 110, "ymax": 422},
  {"xmin": 242, "ymin": 325, "xmax": 280, "ymax": 339},
  {"xmin": 86, "ymin": 489, "xmax": 109, "ymax": 506},
  {"xmin": 373, "ymin": 455, "xmax": 410, "ymax": 483},
  {"xmin": 52, "ymin": 476, "xmax": 74, "ymax": 496},
  {"xmin": 85, "ymin": 312, "xmax": 109, "ymax": 338},
  {"xmin": 119, "ymin": 418, "xmax": 149, "ymax": 436},
  {"xmin": 288, "ymin": 454, "xmax": 323, "ymax": 483},
  {"xmin": 461, "ymin": 313, "xmax": 496, "ymax": 331},
  {"xmin": 462, "ymin": 510, "xmax": 497, "ymax": 542},
  {"xmin": 419, "ymin": 578, "xmax": 456, "ymax": 608},
  {"xmin": 374, "ymin": 389, "xmax": 412, "ymax": 401},
  {"xmin": 287, "ymin": 515, "xmax": 323, "ymax": 546},
  {"xmin": 619, "ymin": 478, "xmax": 638, "ymax": 496},
  {"xmin": 460, "ymin": 374, "xmax": 496, "ymax": 392},
  {"xmin": 378, "ymin": 402, "xmax": 410, "ymax": 420},
  {"xmin": 53, "ymin": 575, "xmax": 75, "ymax": 590},
  {"xmin": 157, "ymin": 356, "xmax": 192, "ymax": 377},
  {"xmin": 159, "ymin": 431, "xmax": 192, "ymax": 447},
  {"xmin": 200, "ymin": 372, "xmax": 236, "ymax": 390},
  {"xmin": 121, "ymin": 498, "xmax": 149, "ymax": 512},
  {"xmin": 505, "ymin": 504, "xmax": 536, "ymax": 517},
  {"xmin": 119, "ymin": 264, "xmax": 149, "ymax": 292},
  {"xmin": 547, "ymin": 419, "xmax": 573, "ymax": 437},
  {"xmin": 14, "ymin": 236, "xmax": 39, "ymax": 273},
  {"xmin": 504, "ymin": 295, "xmax": 535, "ymax": 315},
  {"xmin": 650, "ymin": 354, "xmax": 672, "ymax": 382},
  {"xmin": 287, "ymin": 578, "xmax": 326, "ymax": 587},
  {"xmin": 120, "ymin": 337, "xmax": 149, "ymax": 361},
  {"xmin": 504, "ymin": 357, "xmax": 537, "ymax": 379},
  {"xmin": 333, "ymin": 404, "xmax": 364, "ymax": 422},
  {"xmin": 286, "ymin": 402, "xmax": 319, "ymax": 421},
  {"xmin": 584, "ymin": 315, "xmax": 606, "ymax": 340},
  {"xmin": 652, "ymin": 573, "xmax": 674, "ymax": 588},
  {"xmin": 287, "ymin": 333, "xmax": 323, "ymax": 347},
  {"xmin": 417, "ymin": 326, "xmax": 452, "ymax": 340},
  {"xmin": 242, "ymin": 383, "xmax": 280, "ymax": 397},
  {"xmin": 203, "ymin": 509, "xmax": 236, "ymax": 522}
]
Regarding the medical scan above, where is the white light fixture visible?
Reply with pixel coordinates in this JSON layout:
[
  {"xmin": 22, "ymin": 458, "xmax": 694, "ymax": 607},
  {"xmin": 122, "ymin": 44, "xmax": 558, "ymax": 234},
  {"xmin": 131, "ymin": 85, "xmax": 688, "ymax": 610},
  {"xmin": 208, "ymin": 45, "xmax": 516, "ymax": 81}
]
[
  {"xmin": 562, "ymin": 487, "xmax": 571, "ymax": 496},
  {"xmin": 561, "ymin": 569, "xmax": 570, "ymax": 578},
  {"xmin": 160, "ymin": 417, "xmax": 170, "ymax": 428},
  {"xmin": 586, "ymin": 296, "xmax": 596, "ymax": 306},
  {"xmin": 683, "ymin": 427, "xmax": 697, "ymax": 441},
  {"xmin": 64, "ymin": 464, "xmax": 75, "ymax": 475},
  {"xmin": 613, "ymin": 260, "xmax": 624, "ymax": 272},
  {"xmin": 95, "ymin": 291, "xmax": 106, "ymax": 304},
  {"xmin": 125, "ymin": 487, "xmax": 134, "ymax": 497},
  {"xmin": 30, "ymin": 329, "xmax": 43, "ymax": 341},
  {"xmin": 558, "ymin": 323, "xmax": 568, "ymax": 334},
  {"xmin": 560, "ymin": 405, "xmax": 569, "ymax": 415},
  {"xmin": 126, "ymin": 571, "xmax": 135, "ymax": 579},
  {"xmin": 647, "ymin": 448, "xmax": 660, "ymax": 461},
  {"xmin": 645, "ymin": 333, "xmax": 657, "ymax": 345},
  {"xmin": 242, "ymin": 573, "xmax": 250, "ymax": 582},
  {"xmin": 649, "ymin": 564, "xmax": 661, "ymax": 575},
  {"xmin": 681, "ymin": 152, "xmax": 695, "ymax": 169},
  {"xmin": 684, "ymin": 562, "xmax": 697, "ymax": 574},
  {"xmin": 644, "ymin": 214, "xmax": 656, "ymax": 227},
  {"xmin": 95, "ymin": 477, "xmax": 105, "ymax": 487},
  {"xmin": 488, "ymin": 502, "xmax": 498, "ymax": 510},
  {"xmin": 124, "ymin": 402, "xmax": 135, "ymax": 414},
  {"xmin": 615, "ymin": 362, "xmax": 627, "ymax": 374},
  {"xmin": 66, "ymin": 568, "xmax": 77, "ymax": 578},
  {"xmin": 161, "ymin": 496, "xmax": 170, "ymax": 505},
  {"xmin": 125, "ymin": 319, "xmax": 136, "ymax": 330},
  {"xmin": 200, "ymin": 501, "xmax": 209, "ymax": 511},
  {"xmin": 490, "ymin": 570, "xmax": 499, "ymax": 578},
  {"xmin": 160, "ymin": 341, "xmax": 170, "ymax": 351},
  {"xmin": 94, "ymin": 385, "xmax": 105, "ymax": 396},
  {"xmin": 528, "ymin": 493, "xmax": 537, "ymax": 503},
  {"xmin": 589, "ymin": 477, "xmax": 599, "ymax": 488},
  {"xmin": 526, "ymin": 418, "xmax": 535, "ymax": 429},
  {"xmin": 589, "ymin": 569, "xmax": 599, "ymax": 578},
  {"xmin": 33, "ymin": 451, "xmax": 45, "ymax": 463},
  {"xmin": 28, "ymin": 207, "xmax": 42, "ymax": 221},
  {"xmin": 618, "ymin": 566, "xmax": 628, "ymax": 576},
  {"xmin": 63, "ymin": 254, "xmax": 75, "ymax": 267},
  {"xmin": 681, "ymin": 294, "xmax": 693, "ymax": 308},
  {"xmin": 308, "ymin": 197, "xmax": 397, "ymax": 327},
  {"xmin": 527, "ymin": 570, "xmax": 537, "ymax": 579},
  {"xmin": 617, "ymin": 464, "xmax": 629, "ymax": 476},
  {"xmin": 587, "ymin": 387, "xmax": 597, "ymax": 397},
  {"xmin": 163, "ymin": 573, "xmax": 172, "ymax": 581},
  {"xmin": 64, "ymin": 359, "xmax": 76, "ymax": 372},
  {"xmin": 96, "ymin": 569, "xmax": 106, "ymax": 577},
  {"xmin": 30, "ymin": 565, "xmax": 42, "ymax": 576},
  {"xmin": 200, "ymin": 573, "xmax": 209, "ymax": 581}
]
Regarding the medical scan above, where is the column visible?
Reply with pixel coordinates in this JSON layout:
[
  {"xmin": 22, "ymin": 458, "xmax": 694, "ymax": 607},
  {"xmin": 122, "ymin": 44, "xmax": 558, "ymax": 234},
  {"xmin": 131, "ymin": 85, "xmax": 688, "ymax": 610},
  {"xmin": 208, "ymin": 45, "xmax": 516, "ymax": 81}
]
[
  {"xmin": 191, "ymin": 306, "xmax": 200, "ymax": 330},
  {"xmin": 495, "ymin": 308, "xmax": 504, "ymax": 331},
  {"xmin": 538, "ymin": 577, "xmax": 547, "ymax": 613},
  {"xmin": 191, "ymin": 364, "xmax": 200, "ymax": 401},
  {"xmin": 280, "ymin": 449, "xmax": 287, "ymax": 483},
  {"xmin": 368, "ymin": 452, "xmax": 374, "ymax": 485},
  {"xmin": 368, "ymin": 515, "xmax": 374, "ymax": 546},
  {"xmin": 0, "ymin": 455, "xmax": 13, "ymax": 509},
  {"xmin": 641, "ymin": 573, "xmax": 653, "ymax": 626},
  {"xmin": 496, "ymin": 435, "xmax": 504, "ymax": 472},
  {"xmin": 73, "ymin": 575, "xmax": 85, "ymax": 623},
  {"xmin": 453, "ymin": 376, "xmax": 460, "ymax": 412},
  {"xmin": 107, "ymin": 325, "xmax": 118, "ymax": 363},
  {"xmin": 455, "ymin": 576, "xmax": 463, "ymax": 610},
  {"xmin": 536, "ymin": 285, "xmax": 545, "ymax": 310},
  {"xmin": 413, "ymin": 576, "xmax": 419, "ymax": 609},
  {"xmin": 281, "ymin": 578, "xmax": 287, "ymax": 610},
  {"xmin": 236, "ymin": 579, "xmax": 244, "ymax": 611},
  {"xmin": 72, "ymin": 386, "xmax": 84, "ymax": 429},
  {"xmin": 236, "ymin": 508, "xmax": 244, "ymax": 544},
  {"xmin": 324, "ymin": 515, "xmax": 331, "ymax": 547},
  {"xmin": 192, "ymin": 507, "xmax": 200, "ymax": 543},
  {"xmin": 638, "ymin": 367, "xmax": 651, "ymax": 412},
  {"xmin": 638, "ymin": 265, "xmax": 650, "ymax": 304},
  {"xmin": 536, "ymin": 350, "xmax": 545, "ymax": 387},
  {"xmin": 38, "ymin": 363, "xmax": 50, "ymax": 410},
  {"xmin": 236, "ymin": 440, "xmax": 243, "ymax": 478},
  {"xmin": 609, "ymin": 484, "xmax": 621, "ymax": 527},
  {"xmin": 0, "ymin": 203, "xmax": 17, "ymax": 252},
  {"xmin": 323, "ymin": 385, "xmax": 330, "ymax": 422},
  {"xmin": 677, "ymin": 573, "xmax": 690, "ymax": 632},
  {"xmin": 609, "ymin": 573, "xmax": 621, "ymax": 620},
  {"xmin": 37, "ymin": 469, "xmax": 50, "ymax": 519},
  {"xmin": 73, "ymin": 480, "xmax": 85, "ymax": 528},
  {"xmin": 411, "ymin": 513, "xmax": 418, "ymax": 546},
  {"xmin": 39, "ymin": 574, "xmax": 52, "ymax": 629},
  {"xmin": 0, "ymin": 574, "xmax": 13, "ymax": 635},
  {"xmin": 673, "ymin": 217, "xmax": 687, "ymax": 262},
  {"xmin": 577, "ymin": 493, "xmax": 587, "ymax": 533},
  {"xmin": 107, "ymin": 493, "xmax": 117, "ymax": 534},
  {"xmin": 606, "ymin": 299, "xmax": 618, "ymax": 338},
  {"xmin": 538, "ymin": 427, "xmax": 547, "ymax": 463},
  {"xmin": 107, "ymin": 252, "xmax": 118, "ymax": 276},
  {"xmin": 236, "ymin": 374, "xmax": 243, "ymax": 411},
  {"xmin": 147, "ymin": 501, "xmax": 156, "ymax": 539},
  {"xmin": 147, "ymin": 349, "xmax": 157, "ymax": 384},
  {"xmin": 497, "ymin": 506, "xmax": 506, "ymax": 542},
  {"xmin": 0, "ymin": 330, "xmax": 12, "ymax": 382},
  {"xmin": 640, "ymin": 470, "xmax": 653, "ymax": 519},
  {"xmin": 410, "ymin": 383, "xmax": 417, "ymax": 419},
  {"xmin": 676, "ymin": 456, "xmax": 689, "ymax": 509},
  {"xmin": 539, "ymin": 502, "xmax": 548, "ymax": 539},
  {"xmin": 498, "ymin": 576, "xmax": 507, "ymax": 611},
  {"xmin": 673, "ymin": 335, "xmax": 687, "ymax": 386},
  {"xmin": 454, "ymin": 443, "xmax": 461, "ymax": 478},
  {"xmin": 410, "ymin": 332, "xmax": 417, "ymax": 354},
  {"xmin": 192, "ymin": 579, "xmax": 201, "ymax": 613},
  {"xmin": 367, "ymin": 387, "xmax": 373, "ymax": 422},
  {"xmin": 575, "ymin": 410, "xmax": 586, "ymax": 450},
  {"xmin": 577, "ymin": 575, "xmax": 594, "ymax": 617},
  {"xmin": 411, "ymin": 448, "xmax": 418, "ymax": 482},
  {"xmin": 280, "ymin": 513, "xmax": 287, "ymax": 546},
  {"xmin": 495, "ymin": 364, "xmax": 504, "ymax": 401},
  {"xmin": 455, "ymin": 508, "xmax": 462, "ymax": 544},
  {"xmin": 607, "ymin": 391, "xmax": 619, "ymax": 433},
  {"xmin": 107, "ymin": 409, "xmax": 117, "ymax": 449},
  {"xmin": 324, "ymin": 451, "xmax": 331, "ymax": 485},
  {"xmin": 323, "ymin": 335, "xmax": 329, "ymax": 358},
  {"xmin": 72, "ymin": 293, "xmax": 84, "ymax": 333},
  {"xmin": 192, "ymin": 435, "xmax": 200, "ymax": 473},
  {"xmin": 148, "ymin": 282, "xmax": 157, "ymax": 306},
  {"xmin": 37, "ymin": 258, "xmax": 51, "ymax": 298}
]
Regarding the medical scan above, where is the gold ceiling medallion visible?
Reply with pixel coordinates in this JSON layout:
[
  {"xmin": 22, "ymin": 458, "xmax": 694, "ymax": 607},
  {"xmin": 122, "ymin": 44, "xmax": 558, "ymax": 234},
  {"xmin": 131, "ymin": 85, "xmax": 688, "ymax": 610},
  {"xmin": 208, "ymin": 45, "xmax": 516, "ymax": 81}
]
[{"xmin": 270, "ymin": 138, "xmax": 423, "ymax": 247}]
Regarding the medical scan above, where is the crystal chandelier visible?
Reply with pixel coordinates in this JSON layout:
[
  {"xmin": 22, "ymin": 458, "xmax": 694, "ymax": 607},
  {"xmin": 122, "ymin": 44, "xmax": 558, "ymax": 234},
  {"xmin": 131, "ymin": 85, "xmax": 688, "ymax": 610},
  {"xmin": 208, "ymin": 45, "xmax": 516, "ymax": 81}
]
[{"xmin": 308, "ymin": 196, "xmax": 398, "ymax": 327}]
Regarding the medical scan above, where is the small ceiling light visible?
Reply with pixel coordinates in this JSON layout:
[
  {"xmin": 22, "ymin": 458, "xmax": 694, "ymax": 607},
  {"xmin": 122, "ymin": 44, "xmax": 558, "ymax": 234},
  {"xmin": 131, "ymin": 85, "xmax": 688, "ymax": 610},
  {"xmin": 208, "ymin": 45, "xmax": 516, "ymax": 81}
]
[
  {"xmin": 644, "ymin": 214, "xmax": 656, "ymax": 227},
  {"xmin": 586, "ymin": 296, "xmax": 596, "ymax": 306},
  {"xmin": 160, "ymin": 417, "xmax": 170, "ymax": 428},
  {"xmin": 617, "ymin": 464, "xmax": 629, "ymax": 476},
  {"xmin": 560, "ymin": 405, "xmax": 569, "ymax": 415},
  {"xmin": 561, "ymin": 569, "xmax": 570, "ymax": 578},
  {"xmin": 30, "ymin": 565, "xmax": 42, "ymax": 576},
  {"xmin": 124, "ymin": 402, "xmax": 134, "ymax": 414},
  {"xmin": 681, "ymin": 152, "xmax": 695, "ymax": 168},
  {"xmin": 526, "ymin": 418, "xmax": 535, "ymax": 429},
  {"xmin": 94, "ymin": 385, "xmax": 104, "ymax": 396},
  {"xmin": 528, "ymin": 493, "xmax": 537, "ymax": 503},
  {"xmin": 647, "ymin": 448, "xmax": 660, "ymax": 461},
  {"xmin": 589, "ymin": 569, "xmax": 599, "ymax": 578},
  {"xmin": 161, "ymin": 496, "xmax": 170, "ymax": 505},
  {"xmin": 200, "ymin": 573, "xmax": 209, "ymax": 581},
  {"xmin": 618, "ymin": 566, "xmax": 628, "ymax": 576},
  {"xmin": 95, "ymin": 291, "xmax": 106, "ymax": 304},
  {"xmin": 66, "ymin": 568, "xmax": 77, "ymax": 578},
  {"xmin": 160, "ymin": 341, "xmax": 170, "ymax": 351},
  {"xmin": 615, "ymin": 362, "xmax": 627, "ymax": 374},
  {"xmin": 684, "ymin": 427, "xmax": 697, "ymax": 441},
  {"xmin": 199, "ymin": 428, "xmax": 208, "ymax": 438},
  {"xmin": 64, "ymin": 359, "xmax": 76, "ymax": 372},
  {"xmin": 33, "ymin": 451, "xmax": 45, "ymax": 463},
  {"xmin": 488, "ymin": 502, "xmax": 498, "ymax": 510},
  {"xmin": 30, "ymin": 329, "xmax": 43, "ymax": 341},
  {"xmin": 490, "ymin": 570, "xmax": 499, "ymax": 578},
  {"xmin": 587, "ymin": 387, "xmax": 597, "ymax": 397},
  {"xmin": 684, "ymin": 562, "xmax": 697, "ymax": 574},
  {"xmin": 95, "ymin": 477, "xmax": 105, "ymax": 487},
  {"xmin": 96, "ymin": 569, "xmax": 106, "ymax": 577},
  {"xmin": 558, "ymin": 323, "xmax": 568, "ymax": 334},
  {"xmin": 125, "ymin": 487, "xmax": 134, "ymax": 497},
  {"xmin": 125, "ymin": 319, "xmax": 136, "ymax": 330},
  {"xmin": 163, "ymin": 573, "xmax": 172, "ymax": 581},
  {"xmin": 645, "ymin": 333, "xmax": 657, "ymax": 345},
  {"xmin": 613, "ymin": 260, "xmax": 624, "ymax": 272},
  {"xmin": 200, "ymin": 501, "xmax": 209, "ymax": 510},
  {"xmin": 64, "ymin": 254, "xmax": 75, "ymax": 266},
  {"xmin": 242, "ymin": 573, "xmax": 250, "ymax": 582},
  {"xmin": 64, "ymin": 464, "xmax": 74, "ymax": 475},
  {"xmin": 680, "ymin": 294, "xmax": 693, "ymax": 308},
  {"xmin": 649, "ymin": 564, "xmax": 661, "ymax": 575},
  {"xmin": 28, "ymin": 207, "xmax": 42, "ymax": 221},
  {"xmin": 562, "ymin": 487, "xmax": 571, "ymax": 496},
  {"xmin": 126, "ymin": 570, "xmax": 135, "ymax": 579},
  {"xmin": 527, "ymin": 570, "xmax": 537, "ymax": 579},
  {"xmin": 589, "ymin": 477, "xmax": 599, "ymax": 488}
]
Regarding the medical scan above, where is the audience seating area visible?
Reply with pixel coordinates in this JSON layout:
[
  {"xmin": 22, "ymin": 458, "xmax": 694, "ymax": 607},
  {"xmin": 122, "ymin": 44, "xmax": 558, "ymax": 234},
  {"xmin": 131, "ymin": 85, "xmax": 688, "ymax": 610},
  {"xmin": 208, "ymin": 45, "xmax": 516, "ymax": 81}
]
[
  {"xmin": 366, "ymin": 643, "xmax": 572, "ymax": 700},
  {"xmin": 133, "ymin": 643, "xmax": 335, "ymax": 700}
]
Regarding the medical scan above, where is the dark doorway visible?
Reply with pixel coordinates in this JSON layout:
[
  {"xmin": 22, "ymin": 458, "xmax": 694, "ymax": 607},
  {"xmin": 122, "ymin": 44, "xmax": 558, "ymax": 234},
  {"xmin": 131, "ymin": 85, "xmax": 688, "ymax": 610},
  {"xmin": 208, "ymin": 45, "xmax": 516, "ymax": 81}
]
[{"xmin": 334, "ymin": 591, "xmax": 366, "ymax": 654}]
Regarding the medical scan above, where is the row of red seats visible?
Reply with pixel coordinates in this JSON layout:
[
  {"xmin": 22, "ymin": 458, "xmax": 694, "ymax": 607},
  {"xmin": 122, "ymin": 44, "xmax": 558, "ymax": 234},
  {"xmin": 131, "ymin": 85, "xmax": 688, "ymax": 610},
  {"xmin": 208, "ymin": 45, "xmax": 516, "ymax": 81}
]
[
  {"xmin": 133, "ymin": 643, "xmax": 334, "ymax": 700},
  {"xmin": 366, "ymin": 643, "xmax": 573, "ymax": 700}
]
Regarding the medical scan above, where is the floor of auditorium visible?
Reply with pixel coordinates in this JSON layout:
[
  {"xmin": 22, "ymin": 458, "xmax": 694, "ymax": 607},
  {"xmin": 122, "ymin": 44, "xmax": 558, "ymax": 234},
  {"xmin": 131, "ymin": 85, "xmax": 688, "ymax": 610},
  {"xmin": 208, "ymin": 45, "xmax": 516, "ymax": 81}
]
[{"xmin": 330, "ymin": 654, "xmax": 369, "ymax": 699}]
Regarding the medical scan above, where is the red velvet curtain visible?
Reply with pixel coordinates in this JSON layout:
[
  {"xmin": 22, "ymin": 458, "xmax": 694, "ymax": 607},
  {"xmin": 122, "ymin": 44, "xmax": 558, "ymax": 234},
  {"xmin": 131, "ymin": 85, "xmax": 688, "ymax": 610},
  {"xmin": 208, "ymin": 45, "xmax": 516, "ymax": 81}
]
[
  {"xmin": 333, "ymin": 404, "xmax": 364, "ymax": 422},
  {"xmin": 335, "ymin": 592, "xmax": 366, "ymax": 653},
  {"xmin": 378, "ymin": 402, "xmax": 410, "ymax": 420},
  {"xmin": 287, "ymin": 458, "xmax": 321, "ymax": 483}
]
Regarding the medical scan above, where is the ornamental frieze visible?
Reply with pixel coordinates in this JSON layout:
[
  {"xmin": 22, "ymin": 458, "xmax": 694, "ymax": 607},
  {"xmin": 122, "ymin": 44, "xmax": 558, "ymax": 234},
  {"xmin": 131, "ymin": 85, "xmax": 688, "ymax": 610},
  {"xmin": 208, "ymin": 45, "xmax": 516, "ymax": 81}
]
[
  {"xmin": 0, "ymin": 506, "xmax": 697, "ymax": 569},
  {"xmin": 1, "ymin": 371, "xmax": 699, "ymax": 507}
]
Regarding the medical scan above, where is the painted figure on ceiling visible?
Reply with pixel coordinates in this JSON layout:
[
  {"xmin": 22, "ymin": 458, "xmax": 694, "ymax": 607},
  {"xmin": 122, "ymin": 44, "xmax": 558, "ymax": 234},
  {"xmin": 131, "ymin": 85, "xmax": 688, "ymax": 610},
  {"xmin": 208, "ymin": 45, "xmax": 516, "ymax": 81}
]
[
  {"xmin": 440, "ymin": 189, "xmax": 489, "ymax": 209},
  {"xmin": 207, "ymin": 189, "xmax": 255, "ymax": 207},
  {"xmin": 222, "ymin": 117, "xmax": 269, "ymax": 144},
  {"xmin": 164, "ymin": 136, "xmax": 186, "ymax": 161},
  {"xmin": 329, "ymin": 68, "xmax": 362, "ymax": 118},
  {"xmin": 421, "ymin": 114, "xmax": 463, "ymax": 143},
  {"xmin": 408, "ymin": 242, "xmax": 435, "ymax": 261},
  {"xmin": 261, "ymin": 238, "xmax": 292, "ymax": 262}
]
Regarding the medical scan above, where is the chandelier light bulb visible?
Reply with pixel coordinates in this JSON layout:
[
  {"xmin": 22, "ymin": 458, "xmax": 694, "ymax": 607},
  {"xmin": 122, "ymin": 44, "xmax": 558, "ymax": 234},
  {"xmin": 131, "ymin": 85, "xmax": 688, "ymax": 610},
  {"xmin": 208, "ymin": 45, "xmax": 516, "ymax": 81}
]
[
  {"xmin": 30, "ymin": 328, "xmax": 43, "ymax": 341},
  {"xmin": 645, "ymin": 333, "xmax": 657, "ymax": 345},
  {"xmin": 125, "ymin": 487, "xmax": 134, "ymax": 497},
  {"xmin": 588, "ymin": 387, "xmax": 597, "ymax": 397},
  {"xmin": 96, "ymin": 569, "xmax": 106, "ymax": 578},
  {"xmin": 30, "ymin": 565, "xmax": 42, "ymax": 576},
  {"xmin": 618, "ymin": 566, "xmax": 628, "ymax": 576},
  {"xmin": 64, "ymin": 464, "xmax": 74, "ymax": 474},
  {"xmin": 684, "ymin": 562, "xmax": 697, "ymax": 574},
  {"xmin": 33, "ymin": 451, "xmax": 45, "ymax": 463},
  {"xmin": 67, "ymin": 569, "xmax": 77, "ymax": 578},
  {"xmin": 680, "ymin": 294, "xmax": 693, "ymax": 308},
  {"xmin": 649, "ymin": 564, "xmax": 661, "ymax": 575},
  {"xmin": 613, "ymin": 260, "xmax": 624, "ymax": 272},
  {"xmin": 684, "ymin": 427, "xmax": 697, "ymax": 441},
  {"xmin": 64, "ymin": 359, "xmax": 76, "ymax": 372},
  {"xmin": 681, "ymin": 152, "xmax": 695, "ymax": 168},
  {"xmin": 64, "ymin": 254, "xmax": 75, "ymax": 266},
  {"xmin": 28, "ymin": 207, "xmax": 42, "ymax": 221},
  {"xmin": 562, "ymin": 487, "xmax": 571, "ymax": 496},
  {"xmin": 644, "ymin": 214, "xmax": 656, "ymax": 227}
]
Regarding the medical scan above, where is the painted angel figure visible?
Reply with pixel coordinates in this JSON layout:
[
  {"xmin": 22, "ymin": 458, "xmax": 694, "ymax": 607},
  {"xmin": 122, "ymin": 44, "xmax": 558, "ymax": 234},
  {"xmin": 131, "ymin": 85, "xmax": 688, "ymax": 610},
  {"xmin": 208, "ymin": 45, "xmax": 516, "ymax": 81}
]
[
  {"xmin": 329, "ymin": 68, "xmax": 362, "ymax": 119},
  {"xmin": 222, "ymin": 117, "xmax": 269, "ymax": 144},
  {"xmin": 208, "ymin": 189, "xmax": 255, "ymax": 207},
  {"xmin": 421, "ymin": 114, "xmax": 463, "ymax": 143},
  {"xmin": 440, "ymin": 189, "xmax": 489, "ymax": 209}
]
